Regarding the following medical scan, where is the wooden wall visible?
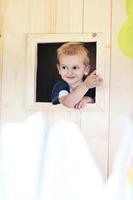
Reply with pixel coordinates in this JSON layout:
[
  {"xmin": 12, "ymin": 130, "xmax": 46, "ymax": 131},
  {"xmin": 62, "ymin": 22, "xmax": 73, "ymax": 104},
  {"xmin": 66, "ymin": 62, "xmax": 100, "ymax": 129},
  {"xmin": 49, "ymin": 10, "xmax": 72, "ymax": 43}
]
[
  {"xmin": 0, "ymin": 0, "xmax": 3, "ymax": 127},
  {"xmin": 0, "ymin": 0, "xmax": 133, "ymax": 179},
  {"xmin": 109, "ymin": 0, "xmax": 133, "ymax": 172}
]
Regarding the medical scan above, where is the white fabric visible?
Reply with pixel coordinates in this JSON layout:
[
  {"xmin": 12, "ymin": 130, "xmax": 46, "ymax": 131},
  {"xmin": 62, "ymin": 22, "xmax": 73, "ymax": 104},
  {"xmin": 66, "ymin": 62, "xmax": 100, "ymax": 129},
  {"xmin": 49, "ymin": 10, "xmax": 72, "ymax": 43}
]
[
  {"xmin": 0, "ymin": 112, "xmax": 47, "ymax": 200},
  {"xmin": 58, "ymin": 90, "xmax": 69, "ymax": 98},
  {"xmin": 40, "ymin": 120, "xmax": 103, "ymax": 200},
  {"xmin": 1, "ymin": 113, "xmax": 133, "ymax": 200},
  {"xmin": 0, "ymin": 113, "xmax": 104, "ymax": 200},
  {"xmin": 102, "ymin": 116, "xmax": 133, "ymax": 200}
]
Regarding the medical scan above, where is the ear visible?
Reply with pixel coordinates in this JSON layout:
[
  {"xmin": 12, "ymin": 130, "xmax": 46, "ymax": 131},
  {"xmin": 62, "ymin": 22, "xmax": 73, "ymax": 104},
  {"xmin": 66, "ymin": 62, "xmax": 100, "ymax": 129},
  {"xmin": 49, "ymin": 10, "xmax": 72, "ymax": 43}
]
[
  {"xmin": 57, "ymin": 64, "xmax": 61, "ymax": 74},
  {"xmin": 84, "ymin": 65, "xmax": 90, "ymax": 76}
]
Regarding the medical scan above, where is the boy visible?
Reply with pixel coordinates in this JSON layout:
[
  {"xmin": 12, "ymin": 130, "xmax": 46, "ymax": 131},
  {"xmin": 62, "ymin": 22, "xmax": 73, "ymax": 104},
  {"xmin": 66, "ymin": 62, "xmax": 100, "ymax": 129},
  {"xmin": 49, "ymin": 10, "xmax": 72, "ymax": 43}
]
[{"xmin": 51, "ymin": 42, "xmax": 103, "ymax": 109}]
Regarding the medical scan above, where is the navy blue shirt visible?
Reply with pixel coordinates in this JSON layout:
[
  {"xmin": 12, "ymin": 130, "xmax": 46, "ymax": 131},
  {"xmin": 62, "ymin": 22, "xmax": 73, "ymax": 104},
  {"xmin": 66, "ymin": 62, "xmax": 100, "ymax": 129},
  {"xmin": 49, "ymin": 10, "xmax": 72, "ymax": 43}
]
[{"xmin": 51, "ymin": 80, "xmax": 95, "ymax": 105}]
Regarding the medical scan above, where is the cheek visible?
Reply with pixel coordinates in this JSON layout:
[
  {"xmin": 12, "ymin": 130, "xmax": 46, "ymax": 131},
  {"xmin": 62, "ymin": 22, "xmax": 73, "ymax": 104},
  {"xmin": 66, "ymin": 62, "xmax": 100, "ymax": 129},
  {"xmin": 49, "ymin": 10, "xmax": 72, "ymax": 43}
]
[
  {"xmin": 57, "ymin": 64, "xmax": 61, "ymax": 75},
  {"xmin": 57, "ymin": 68, "xmax": 61, "ymax": 75},
  {"xmin": 59, "ymin": 70, "xmax": 65, "ymax": 76}
]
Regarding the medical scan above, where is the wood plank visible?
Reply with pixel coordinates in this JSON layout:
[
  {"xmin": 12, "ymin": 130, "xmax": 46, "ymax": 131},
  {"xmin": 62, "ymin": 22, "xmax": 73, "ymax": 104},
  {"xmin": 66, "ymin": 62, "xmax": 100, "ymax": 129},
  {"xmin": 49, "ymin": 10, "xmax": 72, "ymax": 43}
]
[
  {"xmin": 56, "ymin": 0, "xmax": 83, "ymax": 32},
  {"xmin": 0, "ymin": 37, "xmax": 3, "ymax": 127},
  {"xmin": 109, "ymin": 0, "xmax": 133, "ymax": 173},
  {"xmin": 3, "ymin": 0, "xmax": 30, "ymax": 33},
  {"xmin": 0, "ymin": 0, "xmax": 3, "ymax": 34},
  {"xmin": 81, "ymin": 113, "xmax": 108, "ymax": 179},
  {"xmin": 84, "ymin": 0, "xmax": 111, "ymax": 36},
  {"xmin": 30, "ymin": 0, "xmax": 57, "ymax": 33},
  {"xmin": 1, "ymin": 34, "xmax": 27, "ymax": 122},
  {"xmin": 70, "ymin": 110, "xmax": 81, "ymax": 127}
]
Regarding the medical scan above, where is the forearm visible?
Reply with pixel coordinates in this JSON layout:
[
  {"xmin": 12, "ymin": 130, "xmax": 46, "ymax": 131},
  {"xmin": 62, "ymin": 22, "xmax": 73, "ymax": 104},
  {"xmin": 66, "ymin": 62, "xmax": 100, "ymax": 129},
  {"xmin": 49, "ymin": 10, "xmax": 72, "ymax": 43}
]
[{"xmin": 59, "ymin": 82, "xmax": 89, "ymax": 108}]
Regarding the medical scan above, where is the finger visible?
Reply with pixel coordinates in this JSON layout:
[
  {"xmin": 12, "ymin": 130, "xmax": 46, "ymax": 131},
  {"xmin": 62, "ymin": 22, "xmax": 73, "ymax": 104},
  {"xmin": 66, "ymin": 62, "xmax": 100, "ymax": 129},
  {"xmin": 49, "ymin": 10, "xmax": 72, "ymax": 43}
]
[
  {"xmin": 95, "ymin": 79, "xmax": 103, "ymax": 87},
  {"xmin": 74, "ymin": 102, "xmax": 81, "ymax": 109},
  {"xmin": 90, "ymin": 70, "xmax": 96, "ymax": 76},
  {"xmin": 77, "ymin": 101, "xmax": 82, "ymax": 109},
  {"xmin": 99, "ymin": 77, "xmax": 103, "ymax": 82},
  {"xmin": 74, "ymin": 103, "xmax": 78, "ymax": 109},
  {"xmin": 81, "ymin": 102, "xmax": 86, "ymax": 109}
]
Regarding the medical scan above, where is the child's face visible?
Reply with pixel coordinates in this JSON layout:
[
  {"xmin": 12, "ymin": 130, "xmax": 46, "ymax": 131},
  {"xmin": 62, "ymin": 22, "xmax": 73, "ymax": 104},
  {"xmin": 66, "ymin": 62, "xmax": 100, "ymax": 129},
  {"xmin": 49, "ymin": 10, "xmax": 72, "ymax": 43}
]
[{"xmin": 57, "ymin": 55, "xmax": 89, "ymax": 88}]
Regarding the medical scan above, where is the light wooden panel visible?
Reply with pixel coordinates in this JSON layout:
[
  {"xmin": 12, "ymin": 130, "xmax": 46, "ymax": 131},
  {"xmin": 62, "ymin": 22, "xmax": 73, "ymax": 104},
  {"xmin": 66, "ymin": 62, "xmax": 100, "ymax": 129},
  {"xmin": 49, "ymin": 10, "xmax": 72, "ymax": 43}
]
[
  {"xmin": 0, "ymin": 0, "xmax": 3, "ymax": 34},
  {"xmin": 30, "ymin": 0, "xmax": 46, "ymax": 33},
  {"xmin": 0, "ymin": 0, "xmax": 4, "ymax": 129},
  {"xmin": 3, "ymin": 0, "xmax": 30, "ymax": 33},
  {"xmin": 81, "ymin": 113, "xmax": 108, "ymax": 179},
  {"xmin": 1, "ymin": 34, "xmax": 27, "ymax": 122},
  {"xmin": 84, "ymin": 0, "xmax": 111, "ymax": 36},
  {"xmin": 1, "ymin": 0, "xmax": 112, "ymax": 180},
  {"xmin": 109, "ymin": 0, "xmax": 133, "ymax": 173},
  {"xmin": 82, "ymin": 0, "xmax": 111, "ymax": 178},
  {"xmin": 0, "ymin": 36, "xmax": 2, "ymax": 127},
  {"xmin": 56, "ymin": 0, "xmax": 83, "ymax": 33},
  {"xmin": 30, "ymin": 0, "xmax": 57, "ymax": 33},
  {"xmin": 26, "ymin": 110, "xmax": 71, "ymax": 130},
  {"xmin": 70, "ymin": 110, "xmax": 81, "ymax": 127}
]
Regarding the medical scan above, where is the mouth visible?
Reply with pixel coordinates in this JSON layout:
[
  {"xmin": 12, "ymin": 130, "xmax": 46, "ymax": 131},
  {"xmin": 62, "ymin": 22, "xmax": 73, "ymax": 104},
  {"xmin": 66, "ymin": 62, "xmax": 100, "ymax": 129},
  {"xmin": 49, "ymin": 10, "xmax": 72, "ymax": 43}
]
[{"xmin": 66, "ymin": 76, "xmax": 75, "ymax": 79}]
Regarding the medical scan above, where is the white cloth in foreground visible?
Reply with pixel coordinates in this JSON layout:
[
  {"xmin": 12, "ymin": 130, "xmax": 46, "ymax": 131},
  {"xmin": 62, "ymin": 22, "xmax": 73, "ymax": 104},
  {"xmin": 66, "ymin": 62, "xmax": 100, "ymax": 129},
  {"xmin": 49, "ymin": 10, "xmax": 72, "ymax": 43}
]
[
  {"xmin": 0, "ymin": 113, "xmax": 103, "ymax": 200},
  {"xmin": 0, "ymin": 113, "xmax": 47, "ymax": 200},
  {"xmin": 40, "ymin": 120, "xmax": 103, "ymax": 200},
  {"xmin": 103, "ymin": 116, "xmax": 133, "ymax": 200}
]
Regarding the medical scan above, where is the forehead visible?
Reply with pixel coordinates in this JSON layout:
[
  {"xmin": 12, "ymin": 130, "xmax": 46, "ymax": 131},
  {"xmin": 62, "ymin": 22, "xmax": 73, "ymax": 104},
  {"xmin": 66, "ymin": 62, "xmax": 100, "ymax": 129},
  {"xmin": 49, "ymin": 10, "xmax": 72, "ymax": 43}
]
[{"xmin": 59, "ymin": 55, "xmax": 84, "ymax": 65}]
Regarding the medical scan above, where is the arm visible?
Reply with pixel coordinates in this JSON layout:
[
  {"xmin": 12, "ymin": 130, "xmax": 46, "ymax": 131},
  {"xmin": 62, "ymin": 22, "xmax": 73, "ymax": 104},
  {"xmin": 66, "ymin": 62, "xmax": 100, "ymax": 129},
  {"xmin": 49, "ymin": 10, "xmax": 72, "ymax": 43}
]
[
  {"xmin": 59, "ymin": 82, "xmax": 89, "ymax": 108},
  {"xmin": 74, "ymin": 96, "xmax": 94, "ymax": 109},
  {"xmin": 59, "ymin": 70, "xmax": 103, "ymax": 108}
]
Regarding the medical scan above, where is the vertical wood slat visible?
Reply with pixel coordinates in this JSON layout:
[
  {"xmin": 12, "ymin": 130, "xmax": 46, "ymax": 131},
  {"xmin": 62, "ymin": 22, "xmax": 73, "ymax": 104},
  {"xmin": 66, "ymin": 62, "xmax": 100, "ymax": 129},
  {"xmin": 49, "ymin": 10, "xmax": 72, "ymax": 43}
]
[
  {"xmin": 81, "ymin": 113, "xmax": 108, "ymax": 178},
  {"xmin": 109, "ymin": 0, "xmax": 133, "ymax": 173},
  {"xmin": 3, "ymin": 0, "xmax": 30, "ymax": 33},
  {"xmin": 52, "ymin": 111, "xmax": 71, "ymax": 123},
  {"xmin": 70, "ymin": 110, "xmax": 81, "ymax": 127},
  {"xmin": 0, "ymin": 37, "xmax": 3, "ymax": 128},
  {"xmin": 82, "ymin": 0, "xmax": 111, "ymax": 178},
  {"xmin": 0, "ymin": 0, "xmax": 2, "ymax": 95},
  {"xmin": 84, "ymin": 0, "xmax": 111, "ymax": 35},
  {"xmin": 30, "ymin": 0, "xmax": 57, "ymax": 33},
  {"xmin": 0, "ymin": 0, "xmax": 113, "ymax": 179},
  {"xmin": 26, "ymin": 110, "xmax": 71, "ymax": 129},
  {"xmin": 29, "ymin": 0, "xmax": 46, "ymax": 33},
  {"xmin": 1, "ymin": 34, "xmax": 26, "ymax": 122},
  {"xmin": 0, "ymin": 0, "xmax": 3, "ymax": 34},
  {"xmin": 56, "ymin": 0, "xmax": 83, "ymax": 33}
]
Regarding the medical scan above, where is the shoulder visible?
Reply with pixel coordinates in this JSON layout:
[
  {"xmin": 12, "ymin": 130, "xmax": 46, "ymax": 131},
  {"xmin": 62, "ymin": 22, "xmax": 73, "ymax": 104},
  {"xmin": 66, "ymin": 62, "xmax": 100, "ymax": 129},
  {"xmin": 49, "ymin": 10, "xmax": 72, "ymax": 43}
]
[
  {"xmin": 51, "ymin": 80, "xmax": 70, "ymax": 105},
  {"xmin": 52, "ymin": 80, "xmax": 69, "ymax": 91}
]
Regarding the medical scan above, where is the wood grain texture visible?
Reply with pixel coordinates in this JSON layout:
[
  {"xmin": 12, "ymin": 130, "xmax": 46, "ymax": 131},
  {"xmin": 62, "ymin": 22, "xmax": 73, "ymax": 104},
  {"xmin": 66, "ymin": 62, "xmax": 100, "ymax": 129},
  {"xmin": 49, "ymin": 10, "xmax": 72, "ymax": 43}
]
[
  {"xmin": 30, "ymin": 0, "xmax": 57, "ymax": 33},
  {"xmin": 3, "ymin": 0, "xmax": 30, "ymax": 33},
  {"xmin": 109, "ymin": 0, "xmax": 133, "ymax": 173},
  {"xmin": 0, "ymin": 0, "xmax": 114, "ymax": 179},
  {"xmin": 56, "ymin": 0, "xmax": 83, "ymax": 33}
]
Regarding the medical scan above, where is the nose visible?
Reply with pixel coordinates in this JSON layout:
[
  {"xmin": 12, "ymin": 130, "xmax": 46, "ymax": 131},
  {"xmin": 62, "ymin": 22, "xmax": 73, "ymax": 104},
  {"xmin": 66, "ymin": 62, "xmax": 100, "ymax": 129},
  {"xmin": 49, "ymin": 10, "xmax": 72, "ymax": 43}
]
[{"xmin": 66, "ymin": 68, "xmax": 73, "ymax": 75}]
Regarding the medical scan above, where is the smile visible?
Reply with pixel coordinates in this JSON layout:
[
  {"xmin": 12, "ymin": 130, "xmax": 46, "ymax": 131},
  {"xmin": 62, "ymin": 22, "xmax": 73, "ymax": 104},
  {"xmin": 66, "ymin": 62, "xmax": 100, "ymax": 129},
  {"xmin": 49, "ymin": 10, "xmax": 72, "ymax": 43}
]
[{"xmin": 66, "ymin": 76, "xmax": 75, "ymax": 79}]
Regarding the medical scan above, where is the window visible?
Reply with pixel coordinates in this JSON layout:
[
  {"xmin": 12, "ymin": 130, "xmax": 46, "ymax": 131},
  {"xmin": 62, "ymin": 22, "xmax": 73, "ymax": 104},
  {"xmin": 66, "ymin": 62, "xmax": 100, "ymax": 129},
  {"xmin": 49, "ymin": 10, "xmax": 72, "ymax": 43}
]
[
  {"xmin": 36, "ymin": 42, "xmax": 96, "ymax": 103},
  {"xmin": 26, "ymin": 33, "xmax": 106, "ymax": 112}
]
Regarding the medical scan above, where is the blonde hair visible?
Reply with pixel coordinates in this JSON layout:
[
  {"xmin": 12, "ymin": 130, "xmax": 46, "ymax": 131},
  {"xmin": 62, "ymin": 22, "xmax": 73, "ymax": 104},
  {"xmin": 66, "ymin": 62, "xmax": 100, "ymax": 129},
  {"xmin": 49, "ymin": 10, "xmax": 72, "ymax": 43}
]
[{"xmin": 57, "ymin": 42, "xmax": 90, "ymax": 66}]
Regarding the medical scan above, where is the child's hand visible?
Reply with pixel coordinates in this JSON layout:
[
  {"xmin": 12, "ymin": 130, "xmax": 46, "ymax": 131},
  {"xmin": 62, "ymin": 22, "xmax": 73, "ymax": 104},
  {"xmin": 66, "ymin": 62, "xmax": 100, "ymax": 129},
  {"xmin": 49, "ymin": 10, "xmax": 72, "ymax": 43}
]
[
  {"xmin": 74, "ymin": 96, "xmax": 94, "ymax": 109},
  {"xmin": 84, "ymin": 70, "xmax": 103, "ymax": 89}
]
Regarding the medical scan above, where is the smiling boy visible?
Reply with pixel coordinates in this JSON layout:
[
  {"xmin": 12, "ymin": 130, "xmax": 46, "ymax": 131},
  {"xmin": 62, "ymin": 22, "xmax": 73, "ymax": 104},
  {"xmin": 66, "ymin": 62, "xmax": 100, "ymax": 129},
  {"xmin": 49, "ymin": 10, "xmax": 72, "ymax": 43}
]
[{"xmin": 51, "ymin": 42, "xmax": 103, "ymax": 109}]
